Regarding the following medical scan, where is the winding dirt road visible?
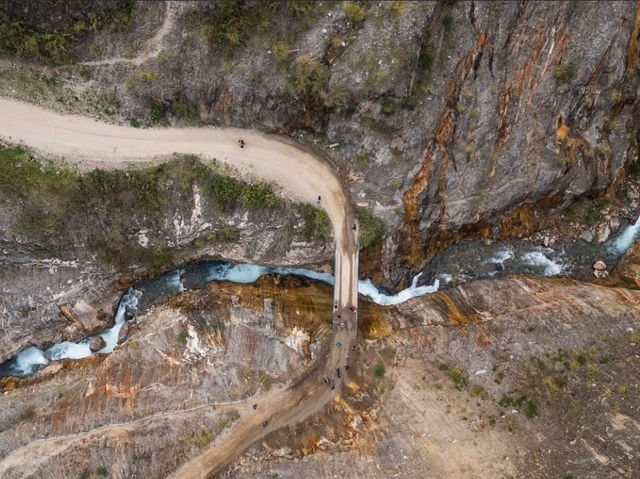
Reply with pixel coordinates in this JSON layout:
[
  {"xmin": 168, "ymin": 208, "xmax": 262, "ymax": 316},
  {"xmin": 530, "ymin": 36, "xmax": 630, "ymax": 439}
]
[{"xmin": 0, "ymin": 97, "xmax": 359, "ymax": 478}]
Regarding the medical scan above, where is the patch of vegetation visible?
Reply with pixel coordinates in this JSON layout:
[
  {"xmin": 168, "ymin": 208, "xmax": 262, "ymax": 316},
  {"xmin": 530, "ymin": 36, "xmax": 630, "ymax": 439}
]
[
  {"xmin": 149, "ymin": 103, "xmax": 168, "ymax": 124},
  {"xmin": 525, "ymin": 399, "xmax": 538, "ymax": 418},
  {"xmin": 0, "ymin": 1, "xmax": 136, "ymax": 64},
  {"xmin": 213, "ymin": 226, "xmax": 240, "ymax": 244},
  {"xmin": 259, "ymin": 371, "xmax": 271, "ymax": 386},
  {"xmin": 470, "ymin": 385, "xmax": 488, "ymax": 399},
  {"xmin": 553, "ymin": 64, "xmax": 576, "ymax": 85},
  {"xmin": 293, "ymin": 54, "xmax": 330, "ymax": 101},
  {"xmin": 135, "ymin": 69, "xmax": 158, "ymax": 83},
  {"xmin": 447, "ymin": 366, "xmax": 467, "ymax": 389},
  {"xmin": 192, "ymin": 428, "xmax": 214, "ymax": 447},
  {"xmin": 388, "ymin": 1, "xmax": 408, "ymax": 19},
  {"xmin": 357, "ymin": 207, "xmax": 384, "ymax": 250},
  {"xmin": 355, "ymin": 152, "xmax": 369, "ymax": 169},
  {"xmin": 0, "ymin": 147, "xmax": 288, "ymax": 270},
  {"xmin": 296, "ymin": 204, "xmax": 331, "ymax": 241},
  {"xmin": 171, "ymin": 99, "xmax": 196, "ymax": 121},
  {"xmin": 271, "ymin": 39, "xmax": 291, "ymax": 61},
  {"xmin": 373, "ymin": 363, "xmax": 386, "ymax": 378},
  {"xmin": 441, "ymin": 13, "xmax": 454, "ymax": 30},
  {"xmin": 240, "ymin": 182, "xmax": 278, "ymax": 209},
  {"xmin": 96, "ymin": 467, "xmax": 108, "ymax": 477},
  {"xmin": 197, "ymin": 1, "xmax": 280, "ymax": 52},
  {"xmin": 196, "ymin": 166, "xmax": 242, "ymax": 212},
  {"xmin": 436, "ymin": 362, "xmax": 468, "ymax": 389},
  {"xmin": 344, "ymin": 2, "xmax": 366, "ymax": 28},
  {"xmin": 177, "ymin": 330, "xmax": 189, "ymax": 344},
  {"xmin": 380, "ymin": 97, "xmax": 396, "ymax": 116}
]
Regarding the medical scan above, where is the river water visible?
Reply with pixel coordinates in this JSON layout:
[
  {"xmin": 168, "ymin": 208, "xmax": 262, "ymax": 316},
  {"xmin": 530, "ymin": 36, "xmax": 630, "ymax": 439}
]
[{"xmin": 2, "ymin": 215, "xmax": 639, "ymax": 379}]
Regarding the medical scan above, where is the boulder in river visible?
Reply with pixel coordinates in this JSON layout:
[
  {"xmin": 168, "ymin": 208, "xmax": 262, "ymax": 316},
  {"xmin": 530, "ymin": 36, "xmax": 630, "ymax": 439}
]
[
  {"xmin": 596, "ymin": 224, "xmax": 611, "ymax": 244},
  {"xmin": 89, "ymin": 336, "xmax": 106, "ymax": 352},
  {"xmin": 580, "ymin": 230, "xmax": 595, "ymax": 243},
  {"xmin": 593, "ymin": 260, "xmax": 607, "ymax": 271}
]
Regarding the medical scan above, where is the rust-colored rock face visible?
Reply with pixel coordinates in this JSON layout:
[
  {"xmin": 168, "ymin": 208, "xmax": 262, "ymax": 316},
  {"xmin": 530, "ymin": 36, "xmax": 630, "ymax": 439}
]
[{"xmin": 395, "ymin": 1, "xmax": 640, "ymax": 277}]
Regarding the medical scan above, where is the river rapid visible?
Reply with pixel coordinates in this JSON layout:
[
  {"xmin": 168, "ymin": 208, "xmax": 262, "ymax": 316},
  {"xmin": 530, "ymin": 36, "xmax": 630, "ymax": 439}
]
[{"xmin": 2, "ymin": 215, "xmax": 639, "ymax": 379}]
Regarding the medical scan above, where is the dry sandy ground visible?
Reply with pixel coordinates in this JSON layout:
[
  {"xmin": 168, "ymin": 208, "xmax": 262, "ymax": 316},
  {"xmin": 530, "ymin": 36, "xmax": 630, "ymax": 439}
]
[{"xmin": 0, "ymin": 96, "xmax": 359, "ymax": 478}]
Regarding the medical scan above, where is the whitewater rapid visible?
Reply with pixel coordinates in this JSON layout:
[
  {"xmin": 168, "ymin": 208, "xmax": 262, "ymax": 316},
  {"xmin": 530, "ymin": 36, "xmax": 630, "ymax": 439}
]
[
  {"xmin": 0, "ymin": 289, "xmax": 141, "ymax": 378},
  {"xmin": 5, "ymin": 213, "xmax": 639, "ymax": 379}
]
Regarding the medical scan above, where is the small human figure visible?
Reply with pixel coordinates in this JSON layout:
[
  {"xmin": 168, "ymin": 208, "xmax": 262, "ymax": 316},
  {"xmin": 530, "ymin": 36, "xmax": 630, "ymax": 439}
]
[
  {"xmin": 238, "ymin": 139, "xmax": 246, "ymax": 148},
  {"xmin": 252, "ymin": 404, "xmax": 258, "ymax": 410},
  {"xmin": 317, "ymin": 195, "xmax": 321, "ymax": 205}
]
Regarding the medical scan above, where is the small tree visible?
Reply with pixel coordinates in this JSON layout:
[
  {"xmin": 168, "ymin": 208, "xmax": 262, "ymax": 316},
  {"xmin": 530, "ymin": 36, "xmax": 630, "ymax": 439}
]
[{"xmin": 373, "ymin": 363, "xmax": 386, "ymax": 378}]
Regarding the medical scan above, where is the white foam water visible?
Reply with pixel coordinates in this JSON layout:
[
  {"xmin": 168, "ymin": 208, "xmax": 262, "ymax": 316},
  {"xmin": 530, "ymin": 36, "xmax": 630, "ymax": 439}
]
[
  {"xmin": 11, "ymin": 346, "xmax": 48, "ymax": 376},
  {"xmin": 486, "ymin": 249, "xmax": 514, "ymax": 264},
  {"xmin": 609, "ymin": 214, "xmax": 640, "ymax": 254},
  {"xmin": 521, "ymin": 251, "xmax": 565, "ymax": 277},
  {"xmin": 3, "ymin": 288, "xmax": 142, "ymax": 378},
  {"xmin": 358, "ymin": 273, "xmax": 441, "ymax": 306}
]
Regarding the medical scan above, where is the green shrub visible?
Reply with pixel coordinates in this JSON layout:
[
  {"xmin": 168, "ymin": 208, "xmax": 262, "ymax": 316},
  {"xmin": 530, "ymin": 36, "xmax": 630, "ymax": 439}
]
[
  {"xmin": 388, "ymin": 1, "xmax": 408, "ymax": 19},
  {"xmin": 553, "ymin": 64, "xmax": 576, "ymax": 85},
  {"xmin": 441, "ymin": 13, "xmax": 454, "ymax": 30},
  {"xmin": 204, "ymin": 174, "xmax": 241, "ymax": 212},
  {"xmin": 525, "ymin": 399, "xmax": 538, "ymax": 419},
  {"xmin": 447, "ymin": 366, "xmax": 467, "ymax": 390},
  {"xmin": 271, "ymin": 39, "xmax": 290, "ymax": 61},
  {"xmin": 177, "ymin": 330, "xmax": 189, "ymax": 343},
  {"xmin": 381, "ymin": 98, "xmax": 396, "ymax": 116},
  {"xmin": 355, "ymin": 153, "xmax": 369, "ymax": 168},
  {"xmin": 470, "ymin": 385, "xmax": 488, "ymax": 399},
  {"xmin": 373, "ymin": 363, "xmax": 386, "ymax": 378},
  {"xmin": 193, "ymin": 428, "xmax": 214, "ymax": 447},
  {"xmin": 259, "ymin": 371, "xmax": 271, "ymax": 385},
  {"xmin": 356, "ymin": 208, "xmax": 383, "ymax": 249},
  {"xmin": 296, "ymin": 204, "xmax": 330, "ymax": 241},
  {"xmin": 344, "ymin": 2, "xmax": 366, "ymax": 27},
  {"xmin": 135, "ymin": 69, "xmax": 158, "ymax": 82},
  {"xmin": 149, "ymin": 103, "xmax": 167, "ymax": 124},
  {"xmin": 293, "ymin": 55, "xmax": 330, "ymax": 99},
  {"xmin": 197, "ymin": 1, "xmax": 280, "ymax": 51},
  {"xmin": 96, "ymin": 467, "xmax": 108, "ymax": 476},
  {"xmin": 217, "ymin": 226, "xmax": 240, "ymax": 243},
  {"xmin": 171, "ymin": 99, "xmax": 196, "ymax": 121},
  {"xmin": 240, "ymin": 183, "xmax": 277, "ymax": 209}
]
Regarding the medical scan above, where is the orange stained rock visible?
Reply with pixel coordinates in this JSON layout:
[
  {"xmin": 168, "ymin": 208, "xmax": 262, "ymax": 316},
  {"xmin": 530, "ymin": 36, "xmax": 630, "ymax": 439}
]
[
  {"xmin": 437, "ymin": 291, "xmax": 476, "ymax": 326},
  {"xmin": 556, "ymin": 116, "xmax": 570, "ymax": 141}
]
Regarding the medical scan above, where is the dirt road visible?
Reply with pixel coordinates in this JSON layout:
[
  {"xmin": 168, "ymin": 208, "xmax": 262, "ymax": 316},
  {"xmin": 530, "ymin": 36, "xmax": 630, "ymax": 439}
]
[{"xmin": 0, "ymin": 97, "xmax": 359, "ymax": 478}]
